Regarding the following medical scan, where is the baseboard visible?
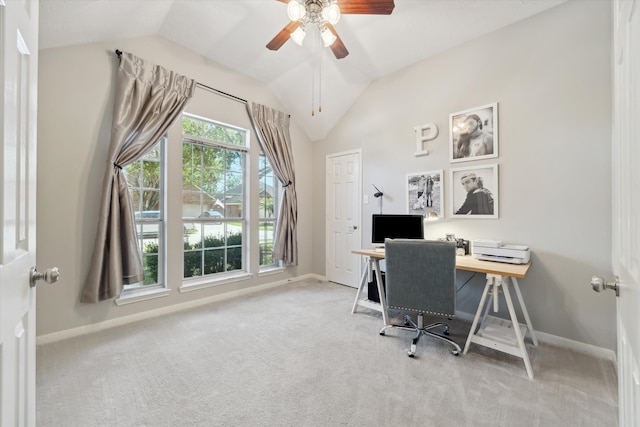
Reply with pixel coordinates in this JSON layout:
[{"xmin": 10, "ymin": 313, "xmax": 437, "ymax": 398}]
[
  {"xmin": 455, "ymin": 310, "xmax": 616, "ymax": 363},
  {"xmin": 36, "ymin": 274, "xmax": 319, "ymax": 346}
]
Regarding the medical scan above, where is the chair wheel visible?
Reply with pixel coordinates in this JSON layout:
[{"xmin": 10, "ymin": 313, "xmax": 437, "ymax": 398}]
[
  {"xmin": 451, "ymin": 349, "xmax": 460, "ymax": 356},
  {"xmin": 443, "ymin": 330, "xmax": 450, "ymax": 335},
  {"xmin": 408, "ymin": 353, "xmax": 415, "ymax": 358},
  {"xmin": 379, "ymin": 331, "xmax": 385, "ymax": 336}
]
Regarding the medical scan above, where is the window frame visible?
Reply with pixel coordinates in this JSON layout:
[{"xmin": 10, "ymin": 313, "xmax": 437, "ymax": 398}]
[
  {"xmin": 121, "ymin": 139, "xmax": 166, "ymax": 295},
  {"xmin": 117, "ymin": 108, "xmax": 290, "ymax": 302},
  {"xmin": 258, "ymin": 153, "xmax": 282, "ymax": 272},
  {"xmin": 181, "ymin": 114, "xmax": 251, "ymax": 286}
]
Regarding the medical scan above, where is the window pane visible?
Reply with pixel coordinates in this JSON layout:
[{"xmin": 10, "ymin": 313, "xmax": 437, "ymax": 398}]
[
  {"xmin": 228, "ymin": 151, "xmax": 242, "ymax": 173},
  {"xmin": 225, "ymin": 172, "xmax": 243, "ymax": 218},
  {"xmin": 130, "ymin": 189, "xmax": 142, "ymax": 213},
  {"xmin": 142, "ymin": 190, "xmax": 160, "ymax": 212},
  {"xmin": 142, "ymin": 160, "xmax": 160, "ymax": 188},
  {"xmin": 203, "ymin": 248, "xmax": 225, "ymax": 274},
  {"xmin": 182, "ymin": 144, "xmax": 198, "ymax": 187},
  {"xmin": 183, "ymin": 249, "xmax": 201, "ymax": 278},
  {"xmin": 204, "ymin": 223, "xmax": 224, "ymax": 248},
  {"xmin": 183, "ymin": 192, "xmax": 202, "ymax": 218},
  {"xmin": 143, "ymin": 252, "xmax": 158, "ymax": 285},
  {"xmin": 259, "ymin": 220, "xmax": 275, "ymax": 267},
  {"xmin": 226, "ymin": 247, "xmax": 242, "ymax": 271},
  {"xmin": 187, "ymin": 223, "xmax": 203, "ymax": 247},
  {"xmin": 227, "ymin": 227, "xmax": 243, "ymax": 271},
  {"xmin": 183, "ymin": 115, "xmax": 247, "ymax": 148}
]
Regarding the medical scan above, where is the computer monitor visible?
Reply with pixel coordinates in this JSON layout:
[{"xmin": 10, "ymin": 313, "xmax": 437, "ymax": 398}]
[{"xmin": 371, "ymin": 214, "xmax": 425, "ymax": 245}]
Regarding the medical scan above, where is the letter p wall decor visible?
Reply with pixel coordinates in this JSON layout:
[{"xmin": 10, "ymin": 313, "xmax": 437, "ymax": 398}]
[{"xmin": 414, "ymin": 123, "xmax": 439, "ymax": 157}]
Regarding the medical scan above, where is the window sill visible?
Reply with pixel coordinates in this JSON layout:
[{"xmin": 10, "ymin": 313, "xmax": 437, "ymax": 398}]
[
  {"xmin": 115, "ymin": 288, "xmax": 171, "ymax": 306},
  {"xmin": 179, "ymin": 272, "xmax": 253, "ymax": 293},
  {"xmin": 258, "ymin": 266, "xmax": 285, "ymax": 277}
]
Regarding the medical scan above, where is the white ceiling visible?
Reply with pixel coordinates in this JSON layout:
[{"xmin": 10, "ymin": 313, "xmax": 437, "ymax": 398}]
[{"xmin": 39, "ymin": 0, "xmax": 566, "ymax": 141}]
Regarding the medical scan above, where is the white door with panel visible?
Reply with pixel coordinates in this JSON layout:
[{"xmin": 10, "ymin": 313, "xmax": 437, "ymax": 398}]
[
  {"xmin": 610, "ymin": 0, "xmax": 640, "ymax": 424},
  {"xmin": 0, "ymin": 1, "xmax": 43, "ymax": 426},
  {"xmin": 326, "ymin": 151, "xmax": 361, "ymax": 287}
]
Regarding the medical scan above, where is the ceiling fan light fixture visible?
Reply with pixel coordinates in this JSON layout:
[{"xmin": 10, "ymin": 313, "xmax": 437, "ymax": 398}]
[
  {"xmin": 287, "ymin": 0, "xmax": 306, "ymax": 21},
  {"xmin": 320, "ymin": 25, "xmax": 337, "ymax": 47},
  {"xmin": 290, "ymin": 25, "xmax": 307, "ymax": 45},
  {"xmin": 322, "ymin": 3, "xmax": 341, "ymax": 25}
]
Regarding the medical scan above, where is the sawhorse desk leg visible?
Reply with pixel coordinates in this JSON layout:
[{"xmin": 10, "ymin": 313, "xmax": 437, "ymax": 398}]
[
  {"xmin": 350, "ymin": 259, "xmax": 370, "ymax": 313},
  {"xmin": 351, "ymin": 256, "xmax": 389, "ymax": 326},
  {"xmin": 463, "ymin": 273, "xmax": 538, "ymax": 379}
]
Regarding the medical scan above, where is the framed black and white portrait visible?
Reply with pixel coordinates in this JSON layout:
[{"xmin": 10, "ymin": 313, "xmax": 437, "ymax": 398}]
[
  {"xmin": 406, "ymin": 170, "xmax": 443, "ymax": 219},
  {"xmin": 449, "ymin": 164, "xmax": 498, "ymax": 219},
  {"xmin": 449, "ymin": 102, "xmax": 498, "ymax": 163}
]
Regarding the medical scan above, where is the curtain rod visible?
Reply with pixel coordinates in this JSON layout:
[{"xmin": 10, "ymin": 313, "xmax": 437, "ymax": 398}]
[{"xmin": 114, "ymin": 49, "xmax": 248, "ymax": 105}]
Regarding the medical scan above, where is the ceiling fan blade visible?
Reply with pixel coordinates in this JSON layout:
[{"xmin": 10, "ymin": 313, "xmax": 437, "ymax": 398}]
[
  {"xmin": 325, "ymin": 23, "xmax": 349, "ymax": 59},
  {"xmin": 266, "ymin": 21, "xmax": 301, "ymax": 51},
  {"xmin": 337, "ymin": 0, "xmax": 395, "ymax": 15}
]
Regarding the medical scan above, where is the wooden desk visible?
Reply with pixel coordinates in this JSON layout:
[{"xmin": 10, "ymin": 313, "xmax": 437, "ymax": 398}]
[
  {"xmin": 351, "ymin": 248, "xmax": 530, "ymax": 278},
  {"xmin": 351, "ymin": 248, "xmax": 538, "ymax": 378}
]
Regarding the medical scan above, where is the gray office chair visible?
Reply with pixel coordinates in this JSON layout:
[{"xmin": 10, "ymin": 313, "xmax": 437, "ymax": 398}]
[{"xmin": 379, "ymin": 239, "xmax": 462, "ymax": 357}]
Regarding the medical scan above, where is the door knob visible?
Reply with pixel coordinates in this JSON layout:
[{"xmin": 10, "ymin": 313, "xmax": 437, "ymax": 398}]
[
  {"xmin": 590, "ymin": 275, "xmax": 619, "ymax": 297},
  {"xmin": 30, "ymin": 266, "xmax": 60, "ymax": 288}
]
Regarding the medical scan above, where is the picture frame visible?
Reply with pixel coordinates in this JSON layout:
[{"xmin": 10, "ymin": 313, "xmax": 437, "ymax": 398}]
[
  {"xmin": 450, "ymin": 164, "xmax": 498, "ymax": 219},
  {"xmin": 406, "ymin": 170, "xmax": 444, "ymax": 219},
  {"xmin": 449, "ymin": 102, "xmax": 498, "ymax": 163}
]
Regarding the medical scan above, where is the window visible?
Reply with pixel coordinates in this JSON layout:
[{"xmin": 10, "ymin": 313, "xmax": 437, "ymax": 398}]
[
  {"xmin": 123, "ymin": 141, "xmax": 164, "ymax": 291},
  {"xmin": 182, "ymin": 114, "xmax": 248, "ymax": 280},
  {"xmin": 121, "ymin": 111, "xmax": 281, "ymax": 299},
  {"xmin": 259, "ymin": 154, "xmax": 280, "ymax": 268}
]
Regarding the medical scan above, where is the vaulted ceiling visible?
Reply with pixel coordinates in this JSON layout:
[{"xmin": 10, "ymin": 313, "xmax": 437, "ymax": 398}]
[{"xmin": 39, "ymin": 0, "xmax": 566, "ymax": 141}]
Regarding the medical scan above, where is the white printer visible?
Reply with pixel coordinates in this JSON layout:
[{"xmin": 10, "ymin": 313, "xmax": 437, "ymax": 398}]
[{"xmin": 471, "ymin": 240, "xmax": 530, "ymax": 264}]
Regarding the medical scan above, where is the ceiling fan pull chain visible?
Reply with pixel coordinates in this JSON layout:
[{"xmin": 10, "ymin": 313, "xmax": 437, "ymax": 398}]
[
  {"xmin": 311, "ymin": 28, "xmax": 317, "ymax": 116},
  {"xmin": 319, "ymin": 49, "xmax": 323, "ymax": 113},
  {"xmin": 311, "ymin": 64, "xmax": 315, "ymax": 117},
  {"xmin": 311, "ymin": 58, "xmax": 315, "ymax": 116}
]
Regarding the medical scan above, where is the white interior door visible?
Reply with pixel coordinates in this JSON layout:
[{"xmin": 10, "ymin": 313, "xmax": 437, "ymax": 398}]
[
  {"xmin": 0, "ymin": 1, "xmax": 40, "ymax": 425},
  {"xmin": 611, "ymin": 1, "xmax": 640, "ymax": 425},
  {"xmin": 326, "ymin": 150, "xmax": 361, "ymax": 287}
]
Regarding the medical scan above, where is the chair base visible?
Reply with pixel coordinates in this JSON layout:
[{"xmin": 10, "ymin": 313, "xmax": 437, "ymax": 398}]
[{"xmin": 379, "ymin": 313, "xmax": 461, "ymax": 357}]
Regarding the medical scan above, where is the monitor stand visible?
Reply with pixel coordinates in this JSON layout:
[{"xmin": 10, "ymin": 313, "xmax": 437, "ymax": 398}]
[{"xmin": 373, "ymin": 243, "xmax": 385, "ymax": 253}]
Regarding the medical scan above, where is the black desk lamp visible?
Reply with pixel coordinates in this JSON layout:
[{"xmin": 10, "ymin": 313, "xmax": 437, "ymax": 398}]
[{"xmin": 373, "ymin": 184, "xmax": 383, "ymax": 214}]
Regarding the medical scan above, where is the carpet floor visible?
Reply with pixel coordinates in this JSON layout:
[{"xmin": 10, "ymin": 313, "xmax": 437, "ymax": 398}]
[{"xmin": 36, "ymin": 279, "xmax": 617, "ymax": 426}]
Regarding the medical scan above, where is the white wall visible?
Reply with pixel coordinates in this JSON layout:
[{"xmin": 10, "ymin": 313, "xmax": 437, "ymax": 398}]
[
  {"xmin": 312, "ymin": 1, "xmax": 615, "ymax": 349},
  {"xmin": 36, "ymin": 37, "xmax": 314, "ymax": 336}
]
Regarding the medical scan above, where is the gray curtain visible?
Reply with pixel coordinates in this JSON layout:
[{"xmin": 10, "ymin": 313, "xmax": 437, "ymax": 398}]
[
  {"xmin": 248, "ymin": 103, "xmax": 298, "ymax": 265},
  {"xmin": 81, "ymin": 52, "xmax": 196, "ymax": 303}
]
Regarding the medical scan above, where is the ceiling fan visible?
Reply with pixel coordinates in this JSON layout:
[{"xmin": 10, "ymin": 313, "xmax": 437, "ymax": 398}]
[{"xmin": 266, "ymin": 0, "xmax": 395, "ymax": 59}]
